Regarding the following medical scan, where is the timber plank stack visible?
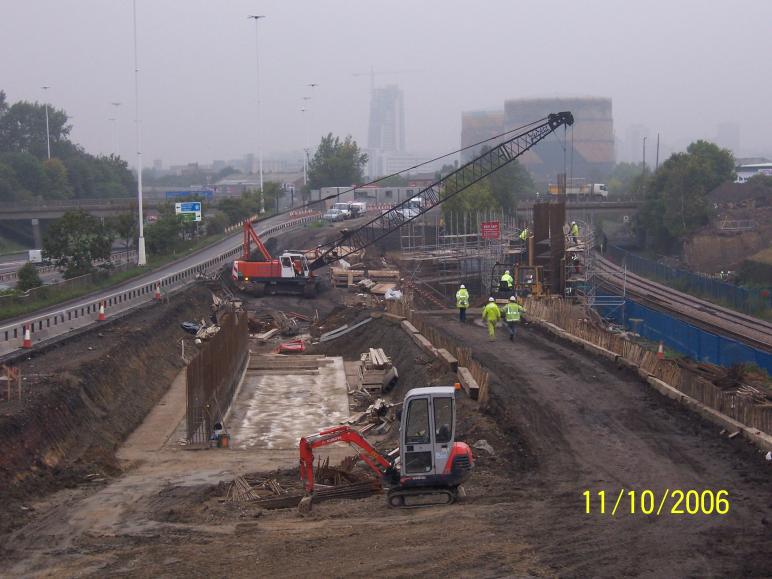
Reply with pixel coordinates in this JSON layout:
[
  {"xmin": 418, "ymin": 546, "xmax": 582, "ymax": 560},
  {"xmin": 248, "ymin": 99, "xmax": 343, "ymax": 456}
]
[
  {"xmin": 358, "ymin": 348, "xmax": 399, "ymax": 393},
  {"xmin": 330, "ymin": 267, "xmax": 400, "ymax": 288}
]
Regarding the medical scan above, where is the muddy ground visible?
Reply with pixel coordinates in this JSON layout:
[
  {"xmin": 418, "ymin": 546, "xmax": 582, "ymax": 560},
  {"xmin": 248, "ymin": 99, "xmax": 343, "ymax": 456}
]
[{"xmin": 0, "ymin": 219, "xmax": 771, "ymax": 577}]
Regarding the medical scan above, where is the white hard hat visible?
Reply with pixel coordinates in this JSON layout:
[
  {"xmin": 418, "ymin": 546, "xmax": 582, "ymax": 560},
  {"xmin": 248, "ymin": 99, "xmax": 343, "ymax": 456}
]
[
  {"xmin": 488, "ymin": 297, "xmax": 495, "ymax": 302},
  {"xmin": 571, "ymin": 220, "xmax": 576, "ymax": 224},
  {"xmin": 510, "ymin": 296, "xmax": 516, "ymax": 301},
  {"xmin": 460, "ymin": 284, "xmax": 465, "ymax": 289},
  {"xmin": 505, "ymin": 270, "xmax": 510, "ymax": 274}
]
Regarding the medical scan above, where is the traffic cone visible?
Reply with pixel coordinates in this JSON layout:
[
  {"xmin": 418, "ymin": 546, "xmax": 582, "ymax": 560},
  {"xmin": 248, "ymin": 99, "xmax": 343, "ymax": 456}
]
[
  {"xmin": 97, "ymin": 301, "xmax": 106, "ymax": 321},
  {"xmin": 22, "ymin": 325, "xmax": 32, "ymax": 349},
  {"xmin": 154, "ymin": 283, "xmax": 162, "ymax": 301},
  {"xmin": 656, "ymin": 341, "xmax": 665, "ymax": 360}
]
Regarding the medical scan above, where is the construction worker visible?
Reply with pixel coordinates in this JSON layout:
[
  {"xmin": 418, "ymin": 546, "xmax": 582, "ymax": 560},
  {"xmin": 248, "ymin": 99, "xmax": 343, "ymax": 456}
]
[
  {"xmin": 519, "ymin": 225, "xmax": 531, "ymax": 261},
  {"xmin": 503, "ymin": 296, "xmax": 525, "ymax": 341},
  {"xmin": 482, "ymin": 297, "xmax": 501, "ymax": 341},
  {"xmin": 455, "ymin": 284, "xmax": 470, "ymax": 323},
  {"xmin": 500, "ymin": 270, "xmax": 514, "ymax": 292},
  {"xmin": 570, "ymin": 220, "xmax": 580, "ymax": 244}
]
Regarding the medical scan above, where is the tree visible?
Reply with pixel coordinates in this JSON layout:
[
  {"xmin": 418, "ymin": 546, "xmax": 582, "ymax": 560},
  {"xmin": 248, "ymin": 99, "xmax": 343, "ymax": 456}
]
[
  {"xmin": 262, "ymin": 181, "xmax": 282, "ymax": 214},
  {"xmin": 110, "ymin": 212, "xmax": 138, "ymax": 249},
  {"xmin": 16, "ymin": 262, "xmax": 42, "ymax": 291},
  {"xmin": 637, "ymin": 140, "xmax": 734, "ymax": 251},
  {"xmin": 307, "ymin": 133, "xmax": 368, "ymax": 190},
  {"xmin": 145, "ymin": 204, "xmax": 184, "ymax": 254},
  {"xmin": 0, "ymin": 152, "xmax": 49, "ymax": 197},
  {"xmin": 42, "ymin": 158, "xmax": 73, "ymax": 199},
  {"xmin": 607, "ymin": 162, "xmax": 645, "ymax": 197},
  {"xmin": 43, "ymin": 210, "xmax": 114, "ymax": 278},
  {"xmin": 441, "ymin": 181, "xmax": 500, "ymax": 228},
  {"xmin": 485, "ymin": 156, "xmax": 535, "ymax": 211},
  {"xmin": 0, "ymin": 99, "xmax": 70, "ymax": 159}
]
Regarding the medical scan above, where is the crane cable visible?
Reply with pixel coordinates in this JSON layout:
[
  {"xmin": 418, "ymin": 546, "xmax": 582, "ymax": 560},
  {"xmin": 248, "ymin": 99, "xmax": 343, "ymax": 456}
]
[{"xmin": 252, "ymin": 116, "xmax": 550, "ymax": 224}]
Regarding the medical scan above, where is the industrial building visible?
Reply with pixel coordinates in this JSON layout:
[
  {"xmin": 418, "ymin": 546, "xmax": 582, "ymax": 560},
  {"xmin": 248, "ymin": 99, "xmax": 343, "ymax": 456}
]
[{"xmin": 461, "ymin": 97, "xmax": 615, "ymax": 182}]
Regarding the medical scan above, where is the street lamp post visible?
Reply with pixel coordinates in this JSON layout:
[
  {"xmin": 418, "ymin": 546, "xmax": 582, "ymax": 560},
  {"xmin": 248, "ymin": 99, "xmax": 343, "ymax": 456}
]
[
  {"xmin": 642, "ymin": 136, "xmax": 647, "ymax": 175},
  {"xmin": 248, "ymin": 14, "xmax": 266, "ymax": 213},
  {"xmin": 132, "ymin": 0, "xmax": 146, "ymax": 265},
  {"xmin": 110, "ymin": 101, "xmax": 121, "ymax": 157},
  {"xmin": 41, "ymin": 86, "xmax": 51, "ymax": 160}
]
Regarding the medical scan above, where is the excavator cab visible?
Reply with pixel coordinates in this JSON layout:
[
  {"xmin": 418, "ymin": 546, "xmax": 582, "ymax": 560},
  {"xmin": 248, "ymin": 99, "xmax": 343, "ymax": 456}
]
[
  {"xmin": 393, "ymin": 386, "xmax": 474, "ymax": 506},
  {"xmin": 515, "ymin": 264, "xmax": 544, "ymax": 299}
]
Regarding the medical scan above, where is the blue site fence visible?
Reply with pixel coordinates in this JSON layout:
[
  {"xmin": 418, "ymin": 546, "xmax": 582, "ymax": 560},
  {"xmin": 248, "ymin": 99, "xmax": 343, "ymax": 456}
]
[{"xmin": 604, "ymin": 245, "xmax": 771, "ymax": 315}]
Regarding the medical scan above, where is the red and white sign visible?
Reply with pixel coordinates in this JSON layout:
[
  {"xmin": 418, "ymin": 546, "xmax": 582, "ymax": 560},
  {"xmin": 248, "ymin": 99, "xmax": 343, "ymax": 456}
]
[{"xmin": 480, "ymin": 220, "xmax": 500, "ymax": 239}]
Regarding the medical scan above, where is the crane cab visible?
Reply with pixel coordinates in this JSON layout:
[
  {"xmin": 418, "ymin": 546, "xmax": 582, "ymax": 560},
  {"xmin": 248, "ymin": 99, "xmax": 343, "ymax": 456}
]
[{"xmin": 399, "ymin": 386, "xmax": 473, "ymax": 488}]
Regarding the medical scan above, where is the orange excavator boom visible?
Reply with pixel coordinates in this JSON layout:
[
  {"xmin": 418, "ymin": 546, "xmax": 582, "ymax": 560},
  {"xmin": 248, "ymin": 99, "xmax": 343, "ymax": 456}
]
[
  {"xmin": 242, "ymin": 219, "xmax": 273, "ymax": 261},
  {"xmin": 299, "ymin": 425, "xmax": 394, "ymax": 493}
]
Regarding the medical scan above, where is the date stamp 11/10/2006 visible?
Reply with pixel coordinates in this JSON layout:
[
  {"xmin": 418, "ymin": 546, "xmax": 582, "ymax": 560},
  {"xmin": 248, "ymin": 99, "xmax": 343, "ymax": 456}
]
[{"xmin": 583, "ymin": 489, "xmax": 730, "ymax": 516}]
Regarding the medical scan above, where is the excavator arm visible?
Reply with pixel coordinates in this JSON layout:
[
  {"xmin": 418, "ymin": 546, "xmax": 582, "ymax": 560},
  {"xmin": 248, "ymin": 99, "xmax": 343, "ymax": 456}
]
[
  {"xmin": 299, "ymin": 425, "xmax": 394, "ymax": 493},
  {"xmin": 242, "ymin": 219, "xmax": 273, "ymax": 261},
  {"xmin": 309, "ymin": 111, "xmax": 574, "ymax": 270}
]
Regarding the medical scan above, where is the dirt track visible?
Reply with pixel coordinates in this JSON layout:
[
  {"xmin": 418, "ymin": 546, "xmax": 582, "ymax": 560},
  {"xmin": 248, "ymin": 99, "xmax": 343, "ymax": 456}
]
[
  {"xmin": 436, "ymin": 317, "xmax": 772, "ymax": 577},
  {"xmin": 1, "ymin": 218, "xmax": 770, "ymax": 577}
]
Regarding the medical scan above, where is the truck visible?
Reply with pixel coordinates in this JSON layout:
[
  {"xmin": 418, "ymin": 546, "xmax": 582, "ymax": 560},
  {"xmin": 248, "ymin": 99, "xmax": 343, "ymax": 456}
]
[
  {"xmin": 547, "ymin": 180, "xmax": 608, "ymax": 201},
  {"xmin": 331, "ymin": 202, "xmax": 353, "ymax": 219}
]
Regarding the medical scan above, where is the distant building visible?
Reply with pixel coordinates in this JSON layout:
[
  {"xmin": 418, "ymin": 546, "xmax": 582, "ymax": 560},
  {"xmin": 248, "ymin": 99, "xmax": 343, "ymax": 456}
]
[
  {"xmin": 461, "ymin": 97, "xmax": 615, "ymax": 182},
  {"xmin": 735, "ymin": 162, "xmax": 772, "ymax": 183},
  {"xmin": 368, "ymin": 85, "xmax": 405, "ymax": 153}
]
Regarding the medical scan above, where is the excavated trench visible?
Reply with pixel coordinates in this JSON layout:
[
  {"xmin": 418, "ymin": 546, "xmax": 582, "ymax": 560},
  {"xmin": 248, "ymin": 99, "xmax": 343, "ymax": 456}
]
[{"xmin": 0, "ymin": 286, "xmax": 214, "ymax": 539}]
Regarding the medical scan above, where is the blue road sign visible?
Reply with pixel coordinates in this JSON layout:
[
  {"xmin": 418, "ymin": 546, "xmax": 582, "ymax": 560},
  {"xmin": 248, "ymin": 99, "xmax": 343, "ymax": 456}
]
[{"xmin": 178, "ymin": 201, "xmax": 202, "ymax": 213}]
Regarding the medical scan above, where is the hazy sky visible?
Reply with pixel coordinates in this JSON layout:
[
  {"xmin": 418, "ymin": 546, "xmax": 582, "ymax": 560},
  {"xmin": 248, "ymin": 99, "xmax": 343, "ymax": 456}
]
[{"xmin": 2, "ymin": 0, "xmax": 770, "ymax": 167}]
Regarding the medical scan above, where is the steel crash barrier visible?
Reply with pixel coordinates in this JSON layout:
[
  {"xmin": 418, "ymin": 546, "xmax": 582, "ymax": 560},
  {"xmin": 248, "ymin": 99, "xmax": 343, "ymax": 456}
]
[{"xmin": 0, "ymin": 214, "xmax": 319, "ymax": 357}]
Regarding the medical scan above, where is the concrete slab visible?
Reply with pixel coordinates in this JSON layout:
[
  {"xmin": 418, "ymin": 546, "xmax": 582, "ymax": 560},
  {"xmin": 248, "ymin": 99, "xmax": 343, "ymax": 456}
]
[{"xmin": 228, "ymin": 356, "xmax": 349, "ymax": 450}]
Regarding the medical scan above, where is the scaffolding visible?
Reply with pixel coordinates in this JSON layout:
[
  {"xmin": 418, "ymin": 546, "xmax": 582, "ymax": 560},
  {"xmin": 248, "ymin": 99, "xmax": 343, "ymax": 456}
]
[
  {"xmin": 565, "ymin": 219, "xmax": 626, "ymax": 318},
  {"xmin": 398, "ymin": 210, "xmax": 523, "ymax": 299}
]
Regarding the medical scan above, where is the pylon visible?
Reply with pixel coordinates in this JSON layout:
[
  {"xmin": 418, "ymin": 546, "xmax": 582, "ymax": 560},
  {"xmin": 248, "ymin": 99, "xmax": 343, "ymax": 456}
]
[
  {"xmin": 656, "ymin": 341, "xmax": 665, "ymax": 360},
  {"xmin": 154, "ymin": 283, "xmax": 162, "ymax": 301},
  {"xmin": 98, "ymin": 301, "xmax": 106, "ymax": 321},
  {"xmin": 22, "ymin": 325, "xmax": 32, "ymax": 349}
]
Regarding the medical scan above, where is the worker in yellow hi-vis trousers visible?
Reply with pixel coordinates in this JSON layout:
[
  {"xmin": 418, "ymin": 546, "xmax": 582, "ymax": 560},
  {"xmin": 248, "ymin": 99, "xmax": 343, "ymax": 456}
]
[{"xmin": 481, "ymin": 297, "xmax": 501, "ymax": 341}]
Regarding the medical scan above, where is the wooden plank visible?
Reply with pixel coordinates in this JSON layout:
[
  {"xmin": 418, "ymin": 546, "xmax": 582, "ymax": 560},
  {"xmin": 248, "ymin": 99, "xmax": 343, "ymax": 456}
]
[
  {"xmin": 437, "ymin": 348, "xmax": 459, "ymax": 372},
  {"xmin": 411, "ymin": 333, "xmax": 437, "ymax": 357},
  {"xmin": 380, "ymin": 312, "xmax": 406, "ymax": 324},
  {"xmin": 319, "ymin": 317, "xmax": 373, "ymax": 342},
  {"xmin": 457, "ymin": 367, "xmax": 480, "ymax": 400},
  {"xmin": 255, "ymin": 328, "xmax": 280, "ymax": 341},
  {"xmin": 370, "ymin": 283, "xmax": 396, "ymax": 295},
  {"xmin": 400, "ymin": 320, "xmax": 419, "ymax": 334}
]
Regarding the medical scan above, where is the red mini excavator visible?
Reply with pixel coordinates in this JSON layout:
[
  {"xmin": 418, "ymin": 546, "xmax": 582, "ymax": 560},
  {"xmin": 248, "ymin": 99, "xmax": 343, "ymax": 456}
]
[
  {"xmin": 299, "ymin": 386, "xmax": 474, "ymax": 509},
  {"xmin": 231, "ymin": 220, "xmax": 321, "ymax": 297}
]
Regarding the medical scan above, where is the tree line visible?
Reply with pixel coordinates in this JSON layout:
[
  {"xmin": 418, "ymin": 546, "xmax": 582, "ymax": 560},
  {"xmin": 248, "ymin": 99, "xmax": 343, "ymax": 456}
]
[{"xmin": 0, "ymin": 90, "xmax": 135, "ymax": 202}]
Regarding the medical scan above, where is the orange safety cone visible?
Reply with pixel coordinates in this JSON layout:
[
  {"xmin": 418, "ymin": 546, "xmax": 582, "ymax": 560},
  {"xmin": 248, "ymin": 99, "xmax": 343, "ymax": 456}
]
[
  {"xmin": 22, "ymin": 325, "xmax": 32, "ymax": 349},
  {"xmin": 656, "ymin": 341, "xmax": 665, "ymax": 360},
  {"xmin": 154, "ymin": 283, "xmax": 162, "ymax": 301},
  {"xmin": 97, "ymin": 301, "xmax": 106, "ymax": 321}
]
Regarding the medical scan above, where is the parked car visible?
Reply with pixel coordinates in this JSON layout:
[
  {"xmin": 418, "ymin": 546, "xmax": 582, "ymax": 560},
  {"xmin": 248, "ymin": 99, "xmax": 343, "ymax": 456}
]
[{"xmin": 323, "ymin": 208, "xmax": 345, "ymax": 222}]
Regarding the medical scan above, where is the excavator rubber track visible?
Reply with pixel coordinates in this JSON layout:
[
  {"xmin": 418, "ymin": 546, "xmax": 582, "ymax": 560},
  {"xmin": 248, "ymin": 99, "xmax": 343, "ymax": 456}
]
[{"xmin": 387, "ymin": 486, "xmax": 458, "ymax": 509}]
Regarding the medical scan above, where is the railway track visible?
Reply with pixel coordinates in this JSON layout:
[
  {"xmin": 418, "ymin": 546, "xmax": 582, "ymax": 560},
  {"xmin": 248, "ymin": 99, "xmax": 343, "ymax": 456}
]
[{"xmin": 594, "ymin": 254, "xmax": 772, "ymax": 353}]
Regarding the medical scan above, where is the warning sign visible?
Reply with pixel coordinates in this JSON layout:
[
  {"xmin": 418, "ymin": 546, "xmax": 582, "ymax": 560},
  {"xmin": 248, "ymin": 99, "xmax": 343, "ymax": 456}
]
[{"xmin": 480, "ymin": 221, "xmax": 500, "ymax": 239}]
